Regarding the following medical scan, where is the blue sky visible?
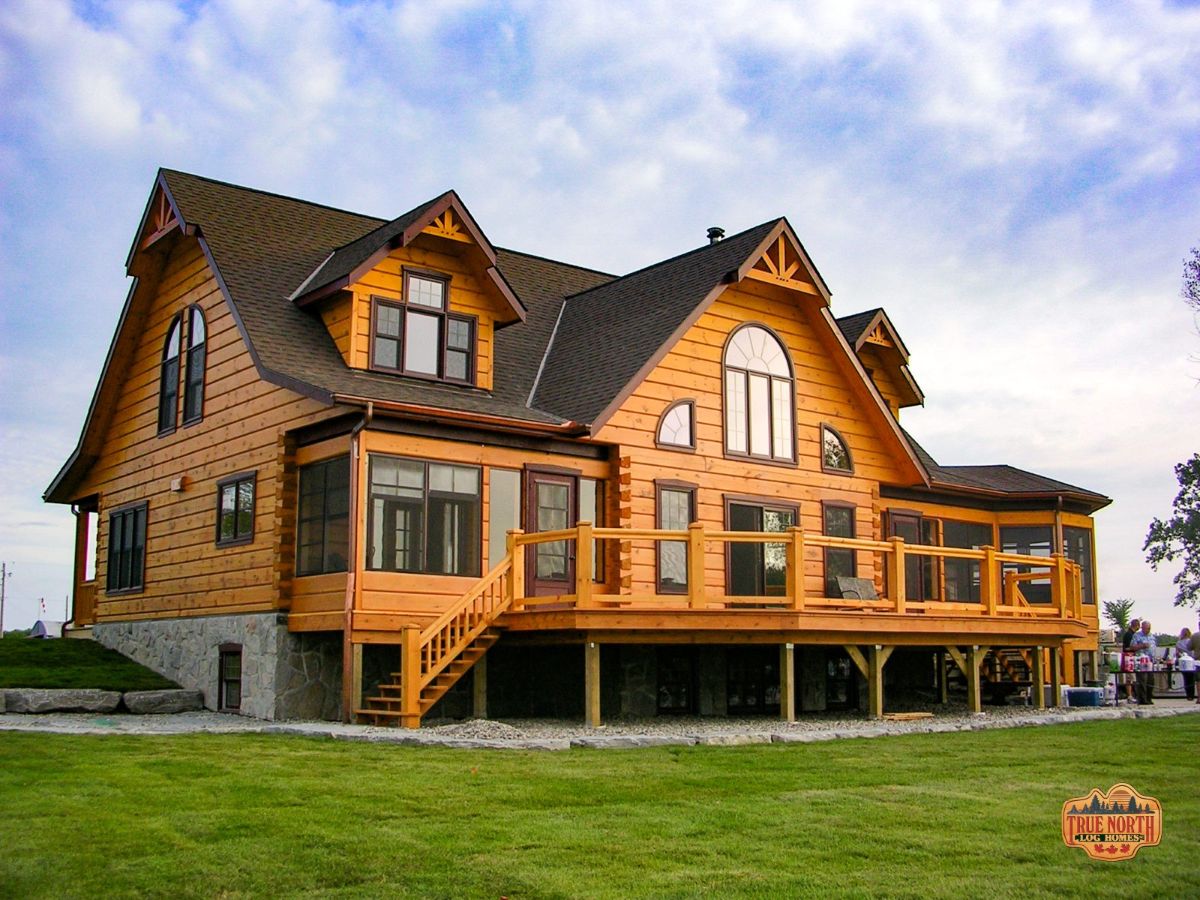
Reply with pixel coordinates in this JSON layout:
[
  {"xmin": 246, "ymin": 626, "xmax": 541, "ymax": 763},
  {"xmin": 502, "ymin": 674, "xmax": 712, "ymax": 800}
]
[{"xmin": 1, "ymin": 0, "xmax": 1198, "ymax": 633}]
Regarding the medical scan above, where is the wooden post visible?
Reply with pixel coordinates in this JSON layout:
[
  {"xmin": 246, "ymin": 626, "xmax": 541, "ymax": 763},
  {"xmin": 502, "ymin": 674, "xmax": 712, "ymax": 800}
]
[
  {"xmin": 348, "ymin": 642, "xmax": 363, "ymax": 723},
  {"xmin": 401, "ymin": 625, "xmax": 422, "ymax": 729},
  {"xmin": 868, "ymin": 645, "xmax": 893, "ymax": 719},
  {"xmin": 507, "ymin": 529, "xmax": 525, "ymax": 609},
  {"xmin": 1052, "ymin": 554, "xmax": 1068, "ymax": 618},
  {"xmin": 887, "ymin": 537, "xmax": 906, "ymax": 614},
  {"xmin": 936, "ymin": 650, "xmax": 948, "ymax": 704},
  {"xmin": 472, "ymin": 653, "xmax": 488, "ymax": 719},
  {"xmin": 966, "ymin": 645, "xmax": 983, "ymax": 714},
  {"xmin": 981, "ymin": 547, "xmax": 997, "ymax": 615},
  {"xmin": 584, "ymin": 641, "xmax": 601, "ymax": 728},
  {"xmin": 780, "ymin": 643, "xmax": 796, "ymax": 722},
  {"xmin": 576, "ymin": 522, "xmax": 594, "ymax": 608},
  {"xmin": 687, "ymin": 523, "xmax": 706, "ymax": 608},
  {"xmin": 1050, "ymin": 647, "xmax": 1062, "ymax": 707},
  {"xmin": 785, "ymin": 527, "xmax": 806, "ymax": 610},
  {"xmin": 1031, "ymin": 645, "xmax": 1045, "ymax": 709}
]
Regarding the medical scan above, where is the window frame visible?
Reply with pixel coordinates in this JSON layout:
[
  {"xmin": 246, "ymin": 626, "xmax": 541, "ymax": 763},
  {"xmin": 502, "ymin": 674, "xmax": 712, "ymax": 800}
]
[
  {"xmin": 218, "ymin": 643, "xmax": 242, "ymax": 712},
  {"xmin": 655, "ymin": 400, "xmax": 697, "ymax": 452},
  {"xmin": 721, "ymin": 323, "xmax": 796, "ymax": 465},
  {"xmin": 368, "ymin": 270, "xmax": 477, "ymax": 386},
  {"xmin": 106, "ymin": 500, "xmax": 148, "ymax": 595},
  {"xmin": 366, "ymin": 454, "xmax": 483, "ymax": 577},
  {"xmin": 215, "ymin": 471, "xmax": 257, "ymax": 547},
  {"xmin": 655, "ymin": 480, "xmax": 697, "ymax": 594},
  {"xmin": 820, "ymin": 424, "xmax": 854, "ymax": 475},
  {"xmin": 182, "ymin": 304, "xmax": 206, "ymax": 426},
  {"xmin": 821, "ymin": 500, "xmax": 857, "ymax": 598},
  {"xmin": 296, "ymin": 455, "xmax": 351, "ymax": 577},
  {"xmin": 722, "ymin": 493, "xmax": 801, "ymax": 597},
  {"xmin": 157, "ymin": 315, "xmax": 182, "ymax": 436}
]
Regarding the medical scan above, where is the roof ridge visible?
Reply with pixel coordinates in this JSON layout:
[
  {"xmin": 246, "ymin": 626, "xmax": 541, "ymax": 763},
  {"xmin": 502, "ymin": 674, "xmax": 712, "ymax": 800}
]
[
  {"xmin": 496, "ymin": 246, "xmax": 617, "ymax": 279},
  {"xmin": 160, "ymin": 168, "xmax": 388, "ymax": 224},
  {"xmin": 563, "ymin": 218, "xmax": 781, "ymax": 302}
]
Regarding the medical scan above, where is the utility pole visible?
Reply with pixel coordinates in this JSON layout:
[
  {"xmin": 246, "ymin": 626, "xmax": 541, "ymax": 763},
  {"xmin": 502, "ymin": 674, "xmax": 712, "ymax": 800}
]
[{"xmin": 0, "ymin": 562, "xmax": 11, "ymax": 637}]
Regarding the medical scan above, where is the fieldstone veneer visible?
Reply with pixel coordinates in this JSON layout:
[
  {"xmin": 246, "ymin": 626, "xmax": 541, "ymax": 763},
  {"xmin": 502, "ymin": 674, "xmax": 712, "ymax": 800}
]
[{"xmin": 95, "ymin": 613, "xmax": 342, "ymax": 721}]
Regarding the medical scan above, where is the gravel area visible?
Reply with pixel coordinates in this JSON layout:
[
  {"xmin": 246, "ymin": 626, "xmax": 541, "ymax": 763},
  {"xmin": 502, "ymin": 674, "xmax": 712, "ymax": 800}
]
[{"xmin": 2, "ymin": 700, "xmax": 1196, "ymax": 748}]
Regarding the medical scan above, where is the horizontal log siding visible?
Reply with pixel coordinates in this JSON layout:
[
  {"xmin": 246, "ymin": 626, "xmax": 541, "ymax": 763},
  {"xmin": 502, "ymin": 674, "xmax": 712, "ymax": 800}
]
[
  {"xmin": 859, "ymin": 346, "xmax": 905, "ymax": 416},
  {"xmin": 76, "ymin": 238, "xmax": 337, "ymax": 622},
  {"xmin": 345, "ymin": 234, "xmax": 499, "ymax": 390},
  {"xmin": 595, "ymin": 281, "xmax": 920, "ymax": 598}
]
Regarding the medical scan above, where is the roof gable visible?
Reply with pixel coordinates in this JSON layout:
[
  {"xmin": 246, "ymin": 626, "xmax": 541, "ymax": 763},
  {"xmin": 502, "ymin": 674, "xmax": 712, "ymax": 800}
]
[{"xmin": 836, "ymin": 307, "xmax": 924, "ymax": 409}]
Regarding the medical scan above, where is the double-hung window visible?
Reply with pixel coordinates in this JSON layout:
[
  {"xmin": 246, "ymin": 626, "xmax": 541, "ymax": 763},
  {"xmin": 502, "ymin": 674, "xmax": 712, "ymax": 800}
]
[
  {"xmin": 371, "ymin": 272, "xmax": 475, "ymax": 384},
  {"xmin": 822, "ymin": 503, "xmax": 856, "ymax": 597},
  {"xmin": 107, "ymin": 501, "xmax": 147, "ymax": 593},
  {"xmin": 368, "ymin": 456, "xmax": 481, "ymax": 576},
  {"xmin": 656, "ymin": 482, "xmax": 696, "ymax": 592}
]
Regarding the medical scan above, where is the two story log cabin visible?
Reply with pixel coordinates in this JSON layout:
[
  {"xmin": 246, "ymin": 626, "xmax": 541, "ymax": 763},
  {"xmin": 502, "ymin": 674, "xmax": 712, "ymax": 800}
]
[{"xmin": 45, "ymin": 170, "xmax": 1110, "ymax": 724}]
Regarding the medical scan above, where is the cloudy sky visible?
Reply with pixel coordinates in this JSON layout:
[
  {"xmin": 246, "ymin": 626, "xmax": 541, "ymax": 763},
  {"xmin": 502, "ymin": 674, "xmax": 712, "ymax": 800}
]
[{"xmin": 1, "ymin": 0, "xmax": 1198, "ymax": 633}]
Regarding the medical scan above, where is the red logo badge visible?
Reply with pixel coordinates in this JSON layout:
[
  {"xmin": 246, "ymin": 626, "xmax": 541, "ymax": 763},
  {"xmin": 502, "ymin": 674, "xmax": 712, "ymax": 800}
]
[{"xmin": 1062, "ymin": 783, "xmax": 1162, "ymax": 860}]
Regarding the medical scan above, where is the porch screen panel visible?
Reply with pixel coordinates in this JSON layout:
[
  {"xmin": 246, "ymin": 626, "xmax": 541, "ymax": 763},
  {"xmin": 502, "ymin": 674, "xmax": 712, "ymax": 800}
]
[
  {"xmin": 1062, "ymin": 526, "xmax": 1095, "ymax": 604},
  {"xmin": 580, "ymin": 477, "xmax": 602, "ymax": 581},
  {"xmin": 999, "ymin": 525, "xmax": 1053, "ymax": 604},
  {"xmin": 942, "ymin": 520, "xmax": 992, "ymax": 602},
  {"xmin": 487, "ymin": 468, "xmax": 521, "ymax": 571},
  {"xmin": 297, "ymin": 456, "xmax": 349, "ymax": 576}
]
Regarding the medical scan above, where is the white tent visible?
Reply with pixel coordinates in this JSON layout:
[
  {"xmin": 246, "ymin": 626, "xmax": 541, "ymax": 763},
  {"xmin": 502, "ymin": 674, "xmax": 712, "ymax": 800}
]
[{"xmin": 29, "ymin": 620, "xmax": 65, "ymax": 639}]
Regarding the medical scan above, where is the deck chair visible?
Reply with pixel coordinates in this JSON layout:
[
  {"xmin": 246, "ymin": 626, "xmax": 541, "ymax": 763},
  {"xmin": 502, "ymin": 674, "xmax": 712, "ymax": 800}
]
[{"xmin": 837, "ymin": 576, "xmax": 880, "ymax": 601}]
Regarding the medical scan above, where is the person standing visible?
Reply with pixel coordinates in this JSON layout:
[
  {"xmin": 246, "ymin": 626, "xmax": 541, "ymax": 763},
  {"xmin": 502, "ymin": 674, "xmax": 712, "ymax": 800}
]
[
  {"xmin": 1130, "ymin": 620, "xmax": 1157, "ymax": 705},
  {"xmin": 1121, "ymin": 618, "xmax": 1140, "ymax": 704},
  {"xmin": 1177, "ymin": 628, "xmax": 1196, "ymax": 702}
]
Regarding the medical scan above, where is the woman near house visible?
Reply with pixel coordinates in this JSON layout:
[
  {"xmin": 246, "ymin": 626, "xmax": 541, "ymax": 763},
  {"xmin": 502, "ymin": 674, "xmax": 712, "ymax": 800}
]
[{"xmin": 1176, "ymin": 627, "xmax": 1196, "ymax": 702}]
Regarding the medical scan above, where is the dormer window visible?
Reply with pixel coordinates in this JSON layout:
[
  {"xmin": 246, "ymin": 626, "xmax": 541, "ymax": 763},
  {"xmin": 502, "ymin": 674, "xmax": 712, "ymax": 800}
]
[{"xmin": 370, "ymin": 271, "xmax": 475, "ymax": 384}]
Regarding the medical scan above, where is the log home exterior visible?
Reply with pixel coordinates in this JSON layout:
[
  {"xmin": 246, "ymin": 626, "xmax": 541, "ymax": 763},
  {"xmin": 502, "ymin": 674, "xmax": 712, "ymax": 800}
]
[{"xmin": 46, "ymin": 171, "xmax": 1110, "ymax": 724}]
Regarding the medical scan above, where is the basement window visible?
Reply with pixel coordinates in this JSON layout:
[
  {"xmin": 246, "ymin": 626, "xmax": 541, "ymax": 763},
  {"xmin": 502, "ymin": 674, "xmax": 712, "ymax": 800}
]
[{"xmin": 218, "ymin": 644, "xmax": 242, "ymax": 711}]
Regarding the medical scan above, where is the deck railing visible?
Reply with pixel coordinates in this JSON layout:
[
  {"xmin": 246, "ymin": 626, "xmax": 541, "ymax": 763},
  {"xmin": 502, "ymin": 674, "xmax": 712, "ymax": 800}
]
[{"xmin": 504, "ymin": 523, "xmax": 1085, "ymax": 620}]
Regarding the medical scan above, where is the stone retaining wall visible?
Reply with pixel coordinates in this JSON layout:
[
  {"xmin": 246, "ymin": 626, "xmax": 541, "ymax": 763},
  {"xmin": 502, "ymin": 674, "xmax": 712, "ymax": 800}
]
[{"xmin": 95, "ymin": 613, "xmax": 342, "ymax": 721}]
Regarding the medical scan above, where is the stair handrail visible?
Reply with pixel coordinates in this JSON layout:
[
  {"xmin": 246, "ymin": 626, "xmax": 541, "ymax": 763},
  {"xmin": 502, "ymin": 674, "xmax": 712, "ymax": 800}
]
[{"xmin": 417, "ymin": 555, "xmax": 514, "ymax": 691}]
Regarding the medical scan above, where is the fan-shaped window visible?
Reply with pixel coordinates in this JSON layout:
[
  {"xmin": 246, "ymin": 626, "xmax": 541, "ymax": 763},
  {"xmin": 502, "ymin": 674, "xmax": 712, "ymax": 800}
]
[
  {"xmin": 821, "ymin": 425, "xmax": 853, "ymax": 474},
  {"xmin": 157, "ymin": 316, "xmax": 182, "ymax": 435},
  {"xmin": 183, "ymin": 305, "xmax": 206, "ymax": 425},
  {"xmin": 723, "ymin": 324, "xmax": 794, "ymax": 461},
  {"xmin": 656, "ymin": 400, "xmax": 695, "ymax": 450}
]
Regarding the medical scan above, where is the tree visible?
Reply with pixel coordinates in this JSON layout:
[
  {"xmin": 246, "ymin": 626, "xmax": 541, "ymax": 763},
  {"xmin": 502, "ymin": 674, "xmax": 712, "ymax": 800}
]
[
  {"xmin": 1102, "ymin": 598, "xmax": 1136, "ymax": 631},
  {"xmin": 1144, "ymin": 454, "xmax": 1200, "ymax": 608},
  {"xmin": 1184, "ymin": 245, "xmax": 1200, "ymax": 314}
]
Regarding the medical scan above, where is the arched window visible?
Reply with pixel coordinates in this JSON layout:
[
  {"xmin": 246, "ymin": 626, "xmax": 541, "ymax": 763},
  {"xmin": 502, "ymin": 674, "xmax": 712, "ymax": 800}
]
[
  {"xmin": 821, "ymin": 425, "xmax": 853, "ymax": 474},
  {"xmin": 183, "ymin": 305, "xmax": 206, "ymax": 424},
  {"xmin": 656, "ymin": 400, "xmax": 695, "ymax": 450},
  {"xmin": 723, "ymin": 324, "xmax": 794, "ymax": 461},
  {"xmin": 157, "ymin": 316, "xmax": 181, "ymax": 435}
]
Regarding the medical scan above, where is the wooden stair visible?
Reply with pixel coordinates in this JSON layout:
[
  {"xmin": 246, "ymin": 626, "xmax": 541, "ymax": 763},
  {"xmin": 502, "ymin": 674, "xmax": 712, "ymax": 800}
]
[
  {"xmin": 988, "ymin": 649, "xmax": 1032, "ymax": 684},
  {"xmin": 353, "ymin": 555, "xmax": 514, "ymax": 728},
  {"xmin": 359, "ymin": 628, "xmax": 502, "ymax": 723}
]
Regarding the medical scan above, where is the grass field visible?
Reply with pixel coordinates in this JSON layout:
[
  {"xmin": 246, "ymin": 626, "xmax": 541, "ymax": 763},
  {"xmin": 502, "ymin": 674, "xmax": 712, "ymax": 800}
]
[
  {"xmin": 0, "ymin": 634, "xmax": 178, "ymax": 691},
  {"xmin": 0, "ymin": 716, "xmax": 1195, "ymax": 898}
]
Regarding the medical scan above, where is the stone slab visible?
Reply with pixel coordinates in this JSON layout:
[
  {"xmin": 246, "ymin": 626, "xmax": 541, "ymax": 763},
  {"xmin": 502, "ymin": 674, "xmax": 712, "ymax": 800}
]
[
  {"xmin": 694, "ymin": 732, "xmax": 774, "ymax": 746},
  {"xmin": 570, "ymin": 734, "xmax": 697, "ymax": 749},
  {"xmin": 123, "ymin": 690, "xmax": 205, "ymax": 714},
  {"xmin": 2, "ymin": 689, "xmax": 121, "ymax": 713}
]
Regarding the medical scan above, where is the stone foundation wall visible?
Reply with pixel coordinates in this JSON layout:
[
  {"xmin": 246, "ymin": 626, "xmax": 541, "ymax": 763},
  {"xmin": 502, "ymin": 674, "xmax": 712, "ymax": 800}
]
[{"xmin": 95, "ymin": 613, "xmax": 341, "ymax": 721}]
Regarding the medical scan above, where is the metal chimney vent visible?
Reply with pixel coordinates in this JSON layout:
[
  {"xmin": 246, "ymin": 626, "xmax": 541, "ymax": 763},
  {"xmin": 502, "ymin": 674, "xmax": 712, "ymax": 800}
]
[{"xmin": 707, "ymin": 227, "xmax": 725, "ymax": 244}]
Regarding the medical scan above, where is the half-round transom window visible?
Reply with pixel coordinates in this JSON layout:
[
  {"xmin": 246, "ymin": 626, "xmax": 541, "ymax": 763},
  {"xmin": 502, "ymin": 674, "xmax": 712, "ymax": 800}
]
[
  {"xmin": 822, "ymin": 425, "xmax": 853, "ymax": 473},
  {"xmin": 657, "ymin": 400, "xmax": 695, "ymax": 450},
  {"xmin": 723, "ymin": 325, "xmax": 794, "ymax": 461}
]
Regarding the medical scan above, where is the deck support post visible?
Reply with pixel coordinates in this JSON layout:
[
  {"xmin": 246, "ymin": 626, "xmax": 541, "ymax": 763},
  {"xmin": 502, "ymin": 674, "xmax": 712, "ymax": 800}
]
[
  {"xmin": 401, "ymin": 625, "xmax": 421, "ymax": 729},
  {"xmin": 868, "ymin": 644, "xmax": 893, "ymax": 719},
  {"xmin": 779, "ymin": 643, "xmax": 796, "ymax": 722},
  {"xmin": 473, "ymin": 653, "xmax": 488, "ymax": 719},
  {"xmin": 936, "ymin": 650, "xmax": 948, "ymax": 704},
  {"xmin": 966, "ymin": 645, "xmax": 984, "ymax": 714},
  {"xmin": 347, "ymin": 642, "xmax": 363, "ymax": 723},
  {"xmin": 1050, "ymin": 647, "xmax": 1062, "ymax": 707},
  {"xmin": 1031, "ymin": 645, "xmax": 1046, "ymax": 709},
  {"xmin": 584, "ymin": 641, "xmax": 601, "ymax": 728}
]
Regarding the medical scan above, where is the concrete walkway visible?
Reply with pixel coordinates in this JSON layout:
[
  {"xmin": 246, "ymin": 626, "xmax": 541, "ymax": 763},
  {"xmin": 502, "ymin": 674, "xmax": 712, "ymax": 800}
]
[{"xmin": 2, "ymin": 699, "xmax": 1197, "ymax": 750}]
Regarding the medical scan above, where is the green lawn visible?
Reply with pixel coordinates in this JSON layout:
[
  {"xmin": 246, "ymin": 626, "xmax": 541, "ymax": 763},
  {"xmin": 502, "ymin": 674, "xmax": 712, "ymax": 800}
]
[
  {"xmin": 0, "ymin": 635, "xmax": 177, "ymax": 691},
  {"xmin": 0, "ymin": 717, "xmax": 1195, "ymax": 898}
]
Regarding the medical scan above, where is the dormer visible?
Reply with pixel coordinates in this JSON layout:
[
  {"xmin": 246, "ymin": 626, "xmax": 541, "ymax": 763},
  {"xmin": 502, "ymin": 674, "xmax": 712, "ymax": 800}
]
[
  {"xmin": 291, "ymin": 192, "xmax": 524, "ymax": 391},
  {"xmin": 835, "ymin": 308, "xmax": 924, "ymax": 417}
]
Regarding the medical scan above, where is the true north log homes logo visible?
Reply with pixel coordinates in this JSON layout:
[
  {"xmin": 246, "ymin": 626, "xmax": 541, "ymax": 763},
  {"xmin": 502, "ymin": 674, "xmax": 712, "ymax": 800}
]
[{"xmin": 1061, "ymin": 784, "xmax": 1162, "ymax": 860}]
